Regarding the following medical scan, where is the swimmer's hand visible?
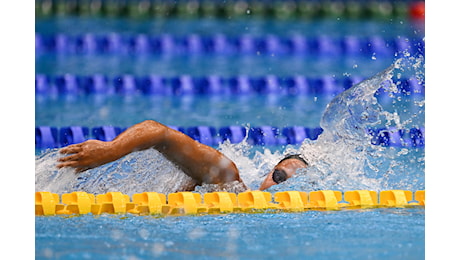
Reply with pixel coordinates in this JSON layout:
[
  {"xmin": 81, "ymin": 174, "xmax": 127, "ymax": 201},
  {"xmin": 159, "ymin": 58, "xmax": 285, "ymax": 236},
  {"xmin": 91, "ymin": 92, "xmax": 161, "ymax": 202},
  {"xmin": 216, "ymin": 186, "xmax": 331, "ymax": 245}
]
[{"xmin": 57, "ymin": 140, "xmax": 118, "ymax": 173}]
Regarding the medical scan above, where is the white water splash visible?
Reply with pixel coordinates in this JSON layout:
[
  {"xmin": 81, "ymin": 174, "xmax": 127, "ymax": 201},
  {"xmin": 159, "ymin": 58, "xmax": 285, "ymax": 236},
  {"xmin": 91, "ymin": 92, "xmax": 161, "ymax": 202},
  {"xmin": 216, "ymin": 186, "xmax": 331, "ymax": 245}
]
[
  {"xmin": 260, "ymin": 56, "xmax": 424, "ymax": 192},
  {"xmin": 36, "ymin": 148, "xmax": 196, "ymax": 196},
  {"xmin": 295, "ymin": 63, "xmax": 398, "ymax": 191}
]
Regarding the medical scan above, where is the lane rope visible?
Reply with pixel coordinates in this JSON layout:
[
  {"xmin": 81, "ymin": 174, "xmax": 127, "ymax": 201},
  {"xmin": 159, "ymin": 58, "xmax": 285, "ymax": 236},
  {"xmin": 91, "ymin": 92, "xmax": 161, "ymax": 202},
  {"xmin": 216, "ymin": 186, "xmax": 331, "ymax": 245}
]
[
  {"xmin": 36, "ymin": 33, "xmax": 424, "ymax": 57},
  {"xmin": 35, "ymin": 74, "xmax": 425, "ymax": 96},
  {"xmin": 35, "ymin": 190, "xmax": 425, "ymax": 216},
  {"xmin": 35, "ymin": 0, "xmax": 423, "ymax": 20},
  {"xmin": 35, "ymin": 125, "xmax": 425, "ymax": 149}
]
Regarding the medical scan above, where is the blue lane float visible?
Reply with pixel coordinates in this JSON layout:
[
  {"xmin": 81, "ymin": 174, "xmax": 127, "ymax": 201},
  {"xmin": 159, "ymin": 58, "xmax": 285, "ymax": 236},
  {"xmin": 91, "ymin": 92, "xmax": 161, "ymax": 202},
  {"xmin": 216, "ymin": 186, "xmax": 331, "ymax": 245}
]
[
  {"xmin": 35, "ymin": 33, "xmax": 424, "ymax": 57},
  {"xmin": 59, "ymin": 126, "xmax": 90, "ymax": 147},
  {"xmin": 35, "ymin": 126, "xmax": 59, "ymax": 150},
  {"xmin": 35, "ymin": 74, "xmax": 425, "ymax": 97},
  {"xmin": 186, "ymin": 126, "xmax": 219, "ymax": 146},
  {"xmin": 35, "ymin": 125, "xmax": 424, "ymax": 150},
  {"xmin": 92, "ymin": 126, "xmax": 125, "ymax": 142},
  {"xmin": 373, "ymin": 127, "xmax": 425, "ymax": 148}
]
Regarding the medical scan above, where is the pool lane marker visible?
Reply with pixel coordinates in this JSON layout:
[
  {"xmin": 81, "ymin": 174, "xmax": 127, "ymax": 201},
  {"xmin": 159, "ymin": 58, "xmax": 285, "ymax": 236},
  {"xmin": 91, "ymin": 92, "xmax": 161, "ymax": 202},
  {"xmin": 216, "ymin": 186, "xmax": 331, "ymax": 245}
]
[
  {"xmin": 35, "ymin": 190, "xmax": 425, "ymax": 216},
  {"xmin": 35, "ymin": 0, "xmax": 420, "ymax": 20}
]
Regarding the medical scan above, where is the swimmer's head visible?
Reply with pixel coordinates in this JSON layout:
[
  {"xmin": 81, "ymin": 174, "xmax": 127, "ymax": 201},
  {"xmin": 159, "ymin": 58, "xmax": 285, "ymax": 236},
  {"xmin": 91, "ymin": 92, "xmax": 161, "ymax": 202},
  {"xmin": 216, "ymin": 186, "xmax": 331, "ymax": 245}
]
[{"xmin": 259, "ymin": 154, "xmax": 308, "ymax": 191}]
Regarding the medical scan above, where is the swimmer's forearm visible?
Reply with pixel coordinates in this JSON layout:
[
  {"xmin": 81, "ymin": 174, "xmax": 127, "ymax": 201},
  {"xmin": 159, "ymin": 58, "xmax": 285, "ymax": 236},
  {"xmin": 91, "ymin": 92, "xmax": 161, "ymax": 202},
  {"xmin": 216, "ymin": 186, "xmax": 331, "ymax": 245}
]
[
  {"xmin": 110, "ymin": 120, "xmax": 168, "ymax": 157},
  {"xmin": 58, "ymin": 120, "xmax": 169, "ymax": 172}
]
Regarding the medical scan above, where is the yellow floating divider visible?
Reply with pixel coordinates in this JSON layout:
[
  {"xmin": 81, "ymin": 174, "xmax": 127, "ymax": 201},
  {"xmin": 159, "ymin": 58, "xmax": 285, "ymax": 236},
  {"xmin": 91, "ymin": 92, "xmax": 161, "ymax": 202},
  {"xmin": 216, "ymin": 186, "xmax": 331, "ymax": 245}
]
[
  {"xmin": 237, "ymin": 190, "xmax": 279, "ymax": 212},
  {"xmin": 379, "ymin": 190, "xmax": 412, "ymax": 207},
  {"xmin": 35, "ymin": 192, "xmax": 61, "ymax": 216},
  {"xmin": 58, "ymin": 192, "xmax": 95, "ymax": 215},
  {"xmin": 204, "ymin": 192, "xmax": 238, "ymax": 213},
  {"xmin": 274, "ymin": 191, "xmax": 308, "ymax": 212},
  {"xmin": 344, "ymin": 190, "xmax": 378, "ymax": 207},
  {"xmin": 130, "ymin": 192, "xmax": 166, "ymax": 214},
  {"xmin": 308, "ymin": 190, "xmax": 346, "ymax": 209},
  {"xmin": 414, "ymin": 190, "xmax": 425, "ymax": 206},
  {"xmin": 165, "ymin": 192, "xmax": 208, "ymax": 215},
  {"xmin": 92, "ymin": 192, "xmax": 133, "ymax": 214},
  {"xmin": 35, "ymin": 190, "xmax": 425, "ymax": 216}
]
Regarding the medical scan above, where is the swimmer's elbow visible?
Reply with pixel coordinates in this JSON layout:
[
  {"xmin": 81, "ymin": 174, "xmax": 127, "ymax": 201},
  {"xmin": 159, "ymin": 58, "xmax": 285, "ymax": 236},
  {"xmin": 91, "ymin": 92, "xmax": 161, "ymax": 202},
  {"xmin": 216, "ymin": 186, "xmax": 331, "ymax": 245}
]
[
  {"xmin": 224, "ymin": 167, "xmax": 241, "ymax": 183},
  {"xmin": 202, "ymin": 163, "xmax": 240, "ymax": 185},
  {"xmin": 227, "ymin": 161, "xmax": 241, "ymax": 182}
]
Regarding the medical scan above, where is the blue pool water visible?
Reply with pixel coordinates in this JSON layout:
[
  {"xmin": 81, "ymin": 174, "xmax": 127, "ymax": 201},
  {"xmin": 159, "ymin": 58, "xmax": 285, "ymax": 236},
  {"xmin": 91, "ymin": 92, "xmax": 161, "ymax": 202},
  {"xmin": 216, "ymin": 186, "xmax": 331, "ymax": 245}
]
[
  {"xmin": 36, "ymin": 6, "xmax": 424, "ymax": 260},
  {"xmin": 36, "ymin": 208, "xmax": 424, "ymax": 260}
]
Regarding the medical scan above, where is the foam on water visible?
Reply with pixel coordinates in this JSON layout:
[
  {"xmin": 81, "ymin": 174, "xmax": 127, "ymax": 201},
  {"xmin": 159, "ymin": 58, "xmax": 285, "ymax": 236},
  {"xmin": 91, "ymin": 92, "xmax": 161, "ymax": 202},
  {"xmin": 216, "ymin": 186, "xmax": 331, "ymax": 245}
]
[
  {"xmin": 35, "ymin": 56, "xmax": 424, "ymax": 195},
  {"xmin": 35, "ymin": 149, "xmax": 197, "ymax": 195}
]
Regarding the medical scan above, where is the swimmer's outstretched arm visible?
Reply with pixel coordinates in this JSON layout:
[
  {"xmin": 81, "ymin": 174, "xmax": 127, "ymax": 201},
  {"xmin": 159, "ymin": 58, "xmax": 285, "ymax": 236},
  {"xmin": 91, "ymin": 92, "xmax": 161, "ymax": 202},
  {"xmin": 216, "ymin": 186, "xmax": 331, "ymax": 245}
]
[{"xmin": 58, "ymin": 120, "xmax": 244, "ymax": 187}]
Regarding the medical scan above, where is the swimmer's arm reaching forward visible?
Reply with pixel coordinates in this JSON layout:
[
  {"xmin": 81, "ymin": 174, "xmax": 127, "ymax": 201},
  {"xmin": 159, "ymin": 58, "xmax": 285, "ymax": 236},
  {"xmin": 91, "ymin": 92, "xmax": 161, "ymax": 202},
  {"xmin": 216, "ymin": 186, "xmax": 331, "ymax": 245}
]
[{"xmin": 58, "ymin": 120, "xmax": 244, "ymax": 186}]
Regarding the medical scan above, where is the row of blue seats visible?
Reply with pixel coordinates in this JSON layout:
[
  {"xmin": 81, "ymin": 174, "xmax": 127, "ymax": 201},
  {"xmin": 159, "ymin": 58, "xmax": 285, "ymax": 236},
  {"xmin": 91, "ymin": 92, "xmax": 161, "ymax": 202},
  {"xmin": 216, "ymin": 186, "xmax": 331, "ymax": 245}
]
[
  {"xmin": 36, "ymin": 34, "xmax": 424, "ymax": 57},
  {"xmin": 35, "ymin": 125, "xmax": 424, "ymax": 150},
  {"xmin": 35, "ymin": 74, "xmax": 425, "ymax": 96}
]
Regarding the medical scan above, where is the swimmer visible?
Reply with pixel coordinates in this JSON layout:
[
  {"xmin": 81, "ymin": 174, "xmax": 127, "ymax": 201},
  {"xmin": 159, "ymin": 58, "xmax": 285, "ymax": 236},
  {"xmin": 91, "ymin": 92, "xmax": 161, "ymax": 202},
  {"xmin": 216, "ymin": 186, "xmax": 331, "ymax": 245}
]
[{"xmin": 57, "ymin": 120, "xmax": 308, "ymax": 191}]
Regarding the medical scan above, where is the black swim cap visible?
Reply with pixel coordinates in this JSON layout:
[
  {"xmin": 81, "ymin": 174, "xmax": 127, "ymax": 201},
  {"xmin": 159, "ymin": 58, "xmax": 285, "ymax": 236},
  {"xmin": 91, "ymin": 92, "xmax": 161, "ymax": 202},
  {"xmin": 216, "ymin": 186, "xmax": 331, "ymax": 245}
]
[
  {"xmin": 278, "ymin": 154, "xmax": 308, "ymax": 166},
  {"xmin": 272, "ymin": 169, "xmax": 288, "ymax": 184}
]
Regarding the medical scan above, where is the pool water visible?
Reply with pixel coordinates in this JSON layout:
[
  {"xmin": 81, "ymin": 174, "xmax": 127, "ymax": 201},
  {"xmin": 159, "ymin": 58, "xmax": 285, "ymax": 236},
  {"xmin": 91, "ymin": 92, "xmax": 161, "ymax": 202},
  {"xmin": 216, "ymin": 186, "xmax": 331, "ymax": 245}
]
[
  {"xmin": 35, "ymin": 4, "xmax": 425, "ymax": 260},
  {"xmin": 36, "ymin": 208, "xmax": 424, "ymax": 260},
  {"xmin": 35, "ymin": 78, "xmax": 424, "ymax": 129}
]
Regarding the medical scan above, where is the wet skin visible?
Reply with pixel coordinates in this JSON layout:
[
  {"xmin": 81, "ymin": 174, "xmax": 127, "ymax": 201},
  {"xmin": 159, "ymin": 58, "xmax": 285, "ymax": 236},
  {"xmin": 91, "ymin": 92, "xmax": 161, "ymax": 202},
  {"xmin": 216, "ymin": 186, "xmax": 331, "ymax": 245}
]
[{"xmin": 58, "ymin": 120, "xmax": 307, "ymax": 191}]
